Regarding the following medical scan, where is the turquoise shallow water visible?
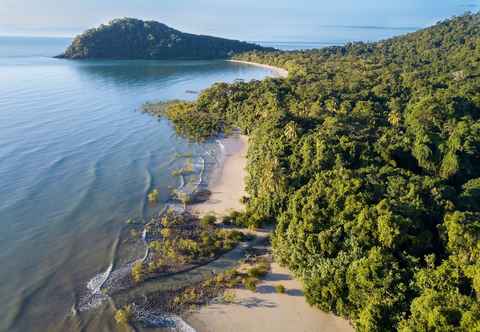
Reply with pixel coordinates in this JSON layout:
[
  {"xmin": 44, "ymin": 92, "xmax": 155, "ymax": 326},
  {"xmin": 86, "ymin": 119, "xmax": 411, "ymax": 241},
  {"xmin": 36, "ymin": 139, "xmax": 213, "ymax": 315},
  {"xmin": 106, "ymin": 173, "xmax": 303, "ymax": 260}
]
[{"xmin": 0, "ymin": 37, "xmax": 275, "ymax": 332}]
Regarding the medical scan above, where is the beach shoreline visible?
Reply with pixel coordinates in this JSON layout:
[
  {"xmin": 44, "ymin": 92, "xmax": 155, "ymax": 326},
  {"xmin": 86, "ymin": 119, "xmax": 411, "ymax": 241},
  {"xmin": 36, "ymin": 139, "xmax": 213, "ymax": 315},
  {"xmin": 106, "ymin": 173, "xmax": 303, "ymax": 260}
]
[
  {"xmin": 227, "ymin": 59, "xmax": 288, "ymax": 78},
  {"xmin": 184, "ymin": 133, "xmax": 353, "ymax": 332},
  {"xmin": 189, "ymin": 133, "xmax": 248, "ymax": 217},
  {"xmin": 117, "ymin": 59, "xmax": 348, "ymax": 332}
]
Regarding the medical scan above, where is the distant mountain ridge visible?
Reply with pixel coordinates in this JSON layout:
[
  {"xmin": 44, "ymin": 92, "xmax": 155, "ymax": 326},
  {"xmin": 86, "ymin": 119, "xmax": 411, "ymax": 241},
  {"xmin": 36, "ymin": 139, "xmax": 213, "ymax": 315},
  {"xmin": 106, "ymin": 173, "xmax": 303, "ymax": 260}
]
[{"xmin": 57, "ymin": 18, "xmax": 274, "ymax": 60}]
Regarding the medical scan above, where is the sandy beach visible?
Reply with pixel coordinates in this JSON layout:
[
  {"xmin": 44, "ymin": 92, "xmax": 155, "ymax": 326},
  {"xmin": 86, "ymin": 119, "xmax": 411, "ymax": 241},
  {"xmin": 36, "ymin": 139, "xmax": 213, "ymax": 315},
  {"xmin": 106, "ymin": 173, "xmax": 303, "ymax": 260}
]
[
  {"xmin": 186, "ymin": 262, "xmax": 353, "ymax": 332},
  {"xmin": 190, "ymin": 133, "xmax": 248, "ymax": 217},
  {"xmin": 186, "ymin": 133, "xmax": 353, "ymax": 332},
  {"xmin": 227, "ymin": 60, "xmax": 289, "ymax": 78}
]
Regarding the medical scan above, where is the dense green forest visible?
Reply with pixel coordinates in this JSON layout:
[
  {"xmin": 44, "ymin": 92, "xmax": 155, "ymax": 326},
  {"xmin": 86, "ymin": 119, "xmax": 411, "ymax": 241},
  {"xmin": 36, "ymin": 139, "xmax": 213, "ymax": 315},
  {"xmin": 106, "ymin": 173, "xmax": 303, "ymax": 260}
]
[
  {"xmin": 58, "ymin": 18, "xmax": 272, "ymax": 60},
  {"xmin": 157, "ymin": 14, "xmax": 480, "ymax": 331}
]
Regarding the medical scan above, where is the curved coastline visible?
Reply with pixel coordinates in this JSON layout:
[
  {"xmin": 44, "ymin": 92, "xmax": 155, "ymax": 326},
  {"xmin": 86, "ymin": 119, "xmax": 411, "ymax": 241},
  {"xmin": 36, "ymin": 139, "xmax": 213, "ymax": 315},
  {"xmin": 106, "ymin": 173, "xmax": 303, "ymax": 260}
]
[
  {"xmin": 125, "ymin": 59, "xmax": 350, "ymax": 332},
  {"xmin": 80, "ymin": 60, "xmax": 268, "ymax": 312},
  {"xmin": 226, "ymin": 59, "xmax": 288, "ymax": 78},
  {"xmin": 80, "ymin": 58, "xmax": 349, "ymax": 332}
]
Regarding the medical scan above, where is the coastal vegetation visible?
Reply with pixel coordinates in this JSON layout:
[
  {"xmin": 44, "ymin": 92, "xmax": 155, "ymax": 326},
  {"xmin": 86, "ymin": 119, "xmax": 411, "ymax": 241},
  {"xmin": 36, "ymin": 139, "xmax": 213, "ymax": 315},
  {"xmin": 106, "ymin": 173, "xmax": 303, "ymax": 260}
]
[
  {"xmin": 130, "ymin": 210, "xmax": 245, "ymax": 283},
  {"xmin": 132, "ymin": 255, "xmax": 272, "ymax": 318},
  {"xmin": 144, "ymin": 100, "xmax": 228, "ymax": 141},
  {"xmin": 57, "ymin": 18, "xmax": 273, "ymax": 60},
  {"xmin": 275, "ymin": 284, "xmax": 286, "ymax": 294},
  {"xmin": 153, "ymin": 13, "xmax": 480, "ymax": 331}
]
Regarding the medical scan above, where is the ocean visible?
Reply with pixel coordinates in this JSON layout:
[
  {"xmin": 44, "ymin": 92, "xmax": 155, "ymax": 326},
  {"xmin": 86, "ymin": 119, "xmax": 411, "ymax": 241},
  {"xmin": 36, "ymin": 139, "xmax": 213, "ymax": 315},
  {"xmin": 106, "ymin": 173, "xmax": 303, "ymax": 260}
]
[{"xmin": 0, "ymin": 36, "xmax": 277, "ymax": 332}]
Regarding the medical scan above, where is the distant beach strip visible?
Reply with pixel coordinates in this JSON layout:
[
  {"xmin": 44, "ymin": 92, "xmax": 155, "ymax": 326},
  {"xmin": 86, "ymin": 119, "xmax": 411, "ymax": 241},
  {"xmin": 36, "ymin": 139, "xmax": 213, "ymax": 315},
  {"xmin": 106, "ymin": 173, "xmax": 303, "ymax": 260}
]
[{"xmin": 227, "ymin": 59, "xmax": 288, "ymax": 78}]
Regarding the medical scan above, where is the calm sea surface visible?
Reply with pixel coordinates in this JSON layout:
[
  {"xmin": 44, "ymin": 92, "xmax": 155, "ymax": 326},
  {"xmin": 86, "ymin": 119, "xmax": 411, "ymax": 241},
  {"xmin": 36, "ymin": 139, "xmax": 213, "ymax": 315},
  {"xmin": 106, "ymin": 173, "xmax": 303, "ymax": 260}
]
[{"xmin": 0, "ymin": 36, "xmax": 276, "ymax": 332}]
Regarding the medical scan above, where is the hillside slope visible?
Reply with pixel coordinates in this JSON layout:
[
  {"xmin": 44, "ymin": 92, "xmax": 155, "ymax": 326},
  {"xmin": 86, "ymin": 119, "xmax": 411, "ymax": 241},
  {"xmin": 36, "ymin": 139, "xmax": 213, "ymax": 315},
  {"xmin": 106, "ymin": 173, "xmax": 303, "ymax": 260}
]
[{"xmin": 58, "ymin": 18, "xmax": 272, "ymax": 60}]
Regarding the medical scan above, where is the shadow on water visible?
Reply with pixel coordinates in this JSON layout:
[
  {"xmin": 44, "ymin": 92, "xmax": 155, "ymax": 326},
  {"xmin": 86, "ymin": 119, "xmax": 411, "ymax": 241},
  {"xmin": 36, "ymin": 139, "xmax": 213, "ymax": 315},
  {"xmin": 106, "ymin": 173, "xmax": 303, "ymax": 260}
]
[{"xmin": 67, "ymin": 59, "xmax": 234, "ymax": 87}]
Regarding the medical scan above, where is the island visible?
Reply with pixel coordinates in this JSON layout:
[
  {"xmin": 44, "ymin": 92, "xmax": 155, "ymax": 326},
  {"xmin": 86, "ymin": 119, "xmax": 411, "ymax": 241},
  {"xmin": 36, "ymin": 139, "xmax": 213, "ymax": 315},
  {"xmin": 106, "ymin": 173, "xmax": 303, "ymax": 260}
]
[{"xmin": 56, "ymin": 18, "xmax": 274, "ymax": 60}]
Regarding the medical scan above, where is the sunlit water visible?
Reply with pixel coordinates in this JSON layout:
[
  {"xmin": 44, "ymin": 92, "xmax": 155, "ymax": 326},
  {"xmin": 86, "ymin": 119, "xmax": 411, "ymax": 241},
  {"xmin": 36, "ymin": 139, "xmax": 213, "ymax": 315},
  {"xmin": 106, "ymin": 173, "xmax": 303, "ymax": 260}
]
[{"xmin": 0, "ymin": 36, "xmax": 276, "ymax": 332}]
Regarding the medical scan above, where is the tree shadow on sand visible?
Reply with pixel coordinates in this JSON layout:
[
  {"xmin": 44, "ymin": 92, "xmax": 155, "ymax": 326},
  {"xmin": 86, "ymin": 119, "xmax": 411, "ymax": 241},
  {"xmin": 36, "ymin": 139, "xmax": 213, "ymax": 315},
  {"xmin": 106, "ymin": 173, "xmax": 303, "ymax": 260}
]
[
  {"xmin": 265, "ymin": 273, "xmax": 291, "ymax": 282},
  {"xmin": 237, "ymin": 297, "xmax": 277, "ymax": 308},
  {"xmin": 255, "ymin": 285, "xmax": 304, "ymax": 297},
  {"xmin": 286, "ymin": 288, "xmax": 304, "ymax": 296}
]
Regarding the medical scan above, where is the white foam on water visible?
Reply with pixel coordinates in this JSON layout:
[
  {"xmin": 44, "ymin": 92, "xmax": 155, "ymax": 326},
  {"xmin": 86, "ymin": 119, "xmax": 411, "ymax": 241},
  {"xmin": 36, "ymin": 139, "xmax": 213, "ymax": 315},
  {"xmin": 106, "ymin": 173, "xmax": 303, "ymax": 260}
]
[
  {"xmin": 134, "ymin": 306, "xmax": 197, "ymax": 332},
  {"xmin": 191, "ymin": 156, "xmax": 205, "ymax": 193},
  {"xmin": 141, "ymin": 227, "xmax": 150, "ymax": 262},
  {"xmin": 86, "ymin": 263, "xmax": 113, "ymax": 293},
  {"xmin": 179, "ymin": 174, "xmax": 185, "ymax": 189},
  {"xmin": 171, "ymin": 315, "xmax": 197, "ymax": 332},
  {"xmin": 78, "ymin": 263, "xmax": 113, "ymax": 311},
  {"xmin": 75, "ymin": 142, "xmax": 222, "ymax": 317}
]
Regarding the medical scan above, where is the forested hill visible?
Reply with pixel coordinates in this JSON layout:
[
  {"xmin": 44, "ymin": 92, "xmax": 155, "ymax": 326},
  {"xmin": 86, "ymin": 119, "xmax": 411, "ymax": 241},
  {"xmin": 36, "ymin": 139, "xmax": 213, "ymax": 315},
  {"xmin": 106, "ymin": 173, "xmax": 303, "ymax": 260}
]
[
  {"xmin": 155, "ymin": 13, "xmax": 480, "ymax": 331},
  {"xmin": 57, "ymin": 18, "xmax": 272, "ymax": 60}
]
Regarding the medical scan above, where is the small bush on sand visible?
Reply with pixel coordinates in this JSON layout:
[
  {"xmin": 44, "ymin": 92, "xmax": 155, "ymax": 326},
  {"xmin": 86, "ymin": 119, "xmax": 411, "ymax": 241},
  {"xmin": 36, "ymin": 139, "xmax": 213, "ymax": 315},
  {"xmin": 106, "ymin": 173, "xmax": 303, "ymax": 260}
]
[
  {"xmin": 244, "ymin": 277, "xmax": 258, "ymax": 292},
  {"xmin": 247, "ymin": 261, "xmax": 270, "ymax": 278},
  {"xmin": 275, "ymin": 284, "xmax": 286, "ymax": 294},
  {"xmin": 222, "ymin": 290, "xmax": 236, "ymax": 303},
  {"xmin": 174, "ymin": 190, "xmax": 191, "ymax": 207},
  {"xmin": 247, "ymin": 267, "xmax": 264, "ymax": 278},
  {"xmin": 256, "ymin": 261, "xmax": 270, "ymax": 272}
]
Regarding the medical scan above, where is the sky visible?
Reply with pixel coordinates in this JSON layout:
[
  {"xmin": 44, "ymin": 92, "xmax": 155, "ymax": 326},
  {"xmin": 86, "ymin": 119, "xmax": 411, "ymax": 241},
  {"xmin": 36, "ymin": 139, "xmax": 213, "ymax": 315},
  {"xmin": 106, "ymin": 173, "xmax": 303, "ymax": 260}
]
[{"xmin": 0, "ymin": 0, "xmax": 478, "ymax": 41}]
